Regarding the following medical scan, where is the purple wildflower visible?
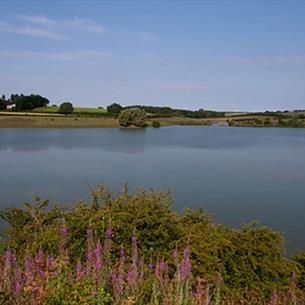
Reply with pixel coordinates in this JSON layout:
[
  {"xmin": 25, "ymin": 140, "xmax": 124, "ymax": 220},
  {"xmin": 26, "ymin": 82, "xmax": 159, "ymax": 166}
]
[
  {"xmin": 155, "ymin": 259, "xmax": 168, "ymax": 288},
  {"xmin": 76, "ymin": 260, "xmax": 82, "ymax": 280},
  {"xmin": 24, "ymin": 254, "xmax": 33, "ymax": 283},
  {"xmin": 270, "ymin": 291, "xmax": 279, "ymax": 305},
  {"xmin": 94, "ymin": 239, "xmax": 103, "ymax": 273},
  {"xmin": 111, "ymin": 272, "xmax": 124, "ymax": 301},
  {"xmin": 127, "ymin": 263, "xmax": 138, "ymax": 285},
  {"xmin": 13, "ymin": 266, "xmax": 23, "ymax": 295},
  {"xmin": 106, "ymin": 222, "xmax": 113, "ymax": 239},
  {"xmin": 179, "ymin": 246, "xmax": 191, "ymax": 284},
  {"xmin": 46, "ymin": 255, "xmax": 55, "ymax": 269},
  {"xmin": 4, "ymin": 249, "xmax": 12, "ymax": 275},
  {"xmin": 35, "ymin": 248, "xmax": 44, "ymax": 265},
  {"xmin": 86, "ymin": 225, "xmax": 94, "ymax": 275},
  {"xmin": 59, "ymin": 221, "xmax": 68, "ymax": 258},
  {"xmin": 119, "ymin": 246, "xmax": 125, "ymax": 258},
  {"xmin": 148, "ymin": 263, "xmax": 155, "ymax": 271}
]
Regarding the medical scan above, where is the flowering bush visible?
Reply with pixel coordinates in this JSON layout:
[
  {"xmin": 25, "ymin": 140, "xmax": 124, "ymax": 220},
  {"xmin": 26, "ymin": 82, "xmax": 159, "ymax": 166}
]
[
  {"xmin": 0, "ymin": 223, "xmax": 303, "ymax": 305},
  {"xmin": 1, "ymin": 187, "xmax": 304, "ymax": 304}
]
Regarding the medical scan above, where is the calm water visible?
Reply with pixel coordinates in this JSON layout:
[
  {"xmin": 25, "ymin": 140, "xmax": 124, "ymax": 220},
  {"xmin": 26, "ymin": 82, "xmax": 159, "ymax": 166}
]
[{"xmin": 0, "ymin": 127, "xmax": 305, "ymax": 251}]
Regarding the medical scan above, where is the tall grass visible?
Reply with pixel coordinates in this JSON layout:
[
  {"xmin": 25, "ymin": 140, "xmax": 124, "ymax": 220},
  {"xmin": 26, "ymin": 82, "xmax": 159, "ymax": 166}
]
[{"xmin": 0, "ymin": 223, "xmax": 303, "ymax": 305}]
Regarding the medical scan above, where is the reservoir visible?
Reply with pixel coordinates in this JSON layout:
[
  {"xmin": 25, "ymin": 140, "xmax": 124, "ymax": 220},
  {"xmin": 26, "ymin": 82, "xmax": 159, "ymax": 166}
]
[{"xmin": 0, "ymin": 126, "xmax": 304, "ymax": 251}]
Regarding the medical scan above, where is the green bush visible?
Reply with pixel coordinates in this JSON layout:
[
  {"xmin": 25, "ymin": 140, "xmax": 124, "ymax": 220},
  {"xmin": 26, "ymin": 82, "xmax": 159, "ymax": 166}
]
[
  {"xmin": 0, "ymin": 186, "xmax": 297, "ymax": 298},
  {"xmin": 152, "ymin": 120, "xmax": 161, "ymax": 128},
  {"xmin": 106, "ymin": 103, "xmax": 122, "ymax": 117},
  {"xmin": 58, "ymin": 102, "xmax": 74, "ymax": 115},
  {"xmin": 118, "ymin": 108, "xmax": 147, "ymax": 127}
]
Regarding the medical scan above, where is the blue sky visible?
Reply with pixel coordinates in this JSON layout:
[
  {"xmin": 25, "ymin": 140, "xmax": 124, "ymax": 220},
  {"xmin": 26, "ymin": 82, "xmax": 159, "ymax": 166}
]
[{"xmin": 1, "ymin": 1, "xmax": 305, "ymax": 111}]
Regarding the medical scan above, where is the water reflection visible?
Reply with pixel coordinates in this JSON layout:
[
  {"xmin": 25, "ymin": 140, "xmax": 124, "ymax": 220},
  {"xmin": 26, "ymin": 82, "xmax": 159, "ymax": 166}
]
[
  {"xmin": 1, "ymin": 127, "xmax": 304, "ymax": 153},
  {"xmin": 0, "ymin": 126, "xmax": 305, "ymax": 251}
]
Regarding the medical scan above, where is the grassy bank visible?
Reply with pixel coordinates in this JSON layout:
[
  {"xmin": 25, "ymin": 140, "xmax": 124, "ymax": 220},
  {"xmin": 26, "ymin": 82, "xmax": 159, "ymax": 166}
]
[
  {"xmin": 1, "ymin": 111, "xmax": 305, "ymax": 128},
  {"xmin": 0, "ymin": 114, "xmax": 211, "ymax": 128},
  {"xmin": 0, "ymin": 115, "xmax": 119, "ymax": 128},
  {"xmin": 1, "ymin": 186, "xmax": 305, "ymax": 304},
  {"xmin": 32, "ymin": 106, "xmax": 107, "ymax": 115}
]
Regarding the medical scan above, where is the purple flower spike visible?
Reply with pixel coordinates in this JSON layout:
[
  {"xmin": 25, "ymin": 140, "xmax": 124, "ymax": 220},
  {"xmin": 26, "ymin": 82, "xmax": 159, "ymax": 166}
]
[
  {"xmin": 271, "ymin": 291, "xmax": 279, "ymax": 305},
  {"xmin": 86, "ymin": 225, "xmax": 94, "ymax": 274},
  {"xmin": 4, "ymin": 249, "xmax": 12, "ymax": 274},
  {"xmin": 95, "ymin": 240, "xmax": 103, "ymax": 273},
  {"xmin": 173, "ymin": 245, "xmax": 179, "ymax": 262},
  {"xmin": 127, "ymin": 263, "xmax": 138, "ymax": 284},
  {"xmin": 76, "ymin": 260, "xmax": 82, "ymax": 280},
  {"xmin": 59, "ymin": 221, "xmax": 68, "ymax": 258},
  {"xmin": 46, "ymin": 255, "xmax": 55, "ymax": 269},
  {"xmin": 106, "ymin": 225, "xmax": 113, "ymax": 239},
  {"xmin": 179, "ymin": 246, "xmax": 192, "ymax": 284},
  {"xmin": 60, "ymin": 221, "xmax": 68, "ymax": 240},
  {"xmin": 148, "ymin": 263, "xmax": 155, "ymax": 271},
  {"xmin": 119, "ymin": 246, "xmax": 125, "ymax": 258},
  {"xmin": 13, "ymin": 266, "xmax": 23, "ymax": 295},
  {"xmin": 111, "ymin": 272, "xmax": 124, "ymax": 301}
]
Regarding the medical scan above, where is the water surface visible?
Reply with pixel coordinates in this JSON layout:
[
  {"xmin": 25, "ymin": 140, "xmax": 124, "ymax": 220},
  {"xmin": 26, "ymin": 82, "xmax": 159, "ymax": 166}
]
[{"xmin": 0, "ymin": 127, "xmax": 304, "ymax": 251}]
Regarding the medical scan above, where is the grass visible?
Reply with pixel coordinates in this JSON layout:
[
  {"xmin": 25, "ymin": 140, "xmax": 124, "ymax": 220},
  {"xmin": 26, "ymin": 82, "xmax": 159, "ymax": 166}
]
[
  {"xmin": 32, "ymin": 106, "xmax": 107, "ymax": 114},
  {"xmin": 153, "ymin": 116, "xmax": 212, "ymax": 126},
  {"xmin": 1, "ymin": 108, "xmax": 304, "ymax": 128},
  {"xmin": 0, "ymin": 115, "xmax": 119, "ymax": 128}
]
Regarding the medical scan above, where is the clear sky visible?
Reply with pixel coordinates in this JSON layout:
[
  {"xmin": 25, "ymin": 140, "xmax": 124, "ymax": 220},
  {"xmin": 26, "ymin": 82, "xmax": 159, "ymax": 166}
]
[{"xmin": 1, "ymin": 1, "xmax": 305, "ymax": 111}]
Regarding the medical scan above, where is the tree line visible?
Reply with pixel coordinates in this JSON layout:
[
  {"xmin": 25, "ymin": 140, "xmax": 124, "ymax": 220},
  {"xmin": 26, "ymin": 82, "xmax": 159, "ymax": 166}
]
[{"xmin": 0, "ymin": 94, "xmax": 49, "ymax": 111}]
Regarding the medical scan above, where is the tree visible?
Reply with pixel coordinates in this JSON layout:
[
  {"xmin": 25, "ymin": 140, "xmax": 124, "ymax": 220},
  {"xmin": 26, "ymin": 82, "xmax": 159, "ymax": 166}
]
[
  {"xmin": 119, "ymin": 107, "xmax": 147, "ymax": 127},
  {"xmin": 107, "ymin": 103, "xmax": 122, "ymax": 117},
  {"xmin": 12, "ymin": 94, "xmax": 49, "ymax": 111},
  {"xmin": 0, "ymin": 98, "xmax": 7, "ymax": 110},
  {"xmin": 58, "ymin": 102, "xmax": 74, "ymax": 115}
]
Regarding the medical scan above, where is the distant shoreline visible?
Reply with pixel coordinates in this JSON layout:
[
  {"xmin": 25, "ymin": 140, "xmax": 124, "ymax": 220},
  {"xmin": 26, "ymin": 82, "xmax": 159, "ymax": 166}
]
[
  {"xmin": 0, "ymin": 112, "xmax": 211, "ymax": 128},
  {"xmin": 0, "ymin": 112, "xmax": 304, "ymax": 128}
]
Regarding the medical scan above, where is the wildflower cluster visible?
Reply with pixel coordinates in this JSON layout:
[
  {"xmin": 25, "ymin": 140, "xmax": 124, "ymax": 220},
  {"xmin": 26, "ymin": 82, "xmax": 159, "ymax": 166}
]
[{"xmin": 0, "ymin": 223, "xmax": 302, "ymax": 305}]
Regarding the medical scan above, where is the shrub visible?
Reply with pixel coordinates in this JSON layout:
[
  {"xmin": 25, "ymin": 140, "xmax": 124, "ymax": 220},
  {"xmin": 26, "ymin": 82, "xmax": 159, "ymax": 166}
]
[
  {"xmin": 106, "ymin": 103, "xmax": 122, "ymax": 117},
  {"xmin": 58, "ymin": 102, "xmax": 74, "ymax": 115},
  {"xmin": 152, "ymin": 120, "xmax": 161, "ymax": 128},
  {"xmin": 0, "ymin": 186, "xmax": 298, "ymax": 301},
  {"xmin": 0, "ymin": 218, "xmax": 302, "ymax": 305},
  {"xmin": 119, "ymin": 108, "xmax": 147, "ymax": 127}
]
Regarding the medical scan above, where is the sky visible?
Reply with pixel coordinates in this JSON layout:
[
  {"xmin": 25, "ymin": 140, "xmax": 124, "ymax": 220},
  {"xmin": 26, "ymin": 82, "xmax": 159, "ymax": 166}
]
[{"xmin": 1, "ymin": 1, "xmax": 305, "ymax": 111}]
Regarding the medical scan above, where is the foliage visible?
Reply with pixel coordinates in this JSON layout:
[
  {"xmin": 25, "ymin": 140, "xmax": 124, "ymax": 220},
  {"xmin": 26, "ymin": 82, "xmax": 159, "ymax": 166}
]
[
  {"xmin": 0, "ymin": 97, "xmax": 7, "ymax": 110},
  {"xmin": 293, "ymin": 252, "xmax": 305, "ymax": 290},
  {"xmin": 0, "ymin": 186, "xmax": 301, "ymax": 303},
  {"xmin": 107, "ymin": 103, "xmax": 123, "ymax": 117},
  {"xmin": 124, "ymin": 105, "xmax": 225, "ymax": 119},
  {"xmin": 152, "ymin": 120, "xmax": 161, "ymax": 128},
  {"xmin": 58, "ymin": 102, "xmax": 74, "ymax": 115},
  {"xmin": 0, "ymin": 219, "xmax": 303, "ymax": 305},
  {"xmin": 119, "ymin": 108, "xmax": 147, "ymax": 127},
  {"xmin": 229, "ymin": 117, "xmax": 305, "ymax": 128},
  {"xmin": 9, "ymin": 94, "xmax": 49, "ymax": 111}
]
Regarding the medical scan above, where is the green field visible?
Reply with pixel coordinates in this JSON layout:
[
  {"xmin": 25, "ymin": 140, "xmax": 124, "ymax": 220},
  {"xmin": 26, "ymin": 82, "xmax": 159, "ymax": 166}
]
[{"xmin": 32, "ymin": 106, "xmax": 107, "ymax": 114}]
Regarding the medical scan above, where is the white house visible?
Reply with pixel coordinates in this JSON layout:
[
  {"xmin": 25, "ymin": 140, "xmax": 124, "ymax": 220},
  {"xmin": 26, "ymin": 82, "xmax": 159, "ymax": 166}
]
[{"xmin": 6, "ymin": 104, "xmax": 16, "ymax": 110}]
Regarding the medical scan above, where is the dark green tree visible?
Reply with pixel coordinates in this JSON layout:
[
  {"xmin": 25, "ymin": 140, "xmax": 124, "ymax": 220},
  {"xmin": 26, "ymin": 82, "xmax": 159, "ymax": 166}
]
[
  {"xmin": 0, "ymin": 97, "xmax": 7, "ymax": 110},
  {"xmin": 12, "ymin": 94, "xmax": 49, "ymax": 111},
  {"xmin": 58, "ymin": 102, "xmax": 74, "ymax": 115},
  {"xmin": 106, "ymin": 103, "xmax": 122, "ymax": 117},
  {"xmin": 119, "ymin": 107, "xmax": 147, "ymax": 127}
]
